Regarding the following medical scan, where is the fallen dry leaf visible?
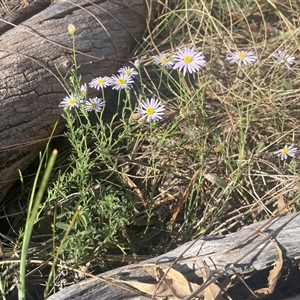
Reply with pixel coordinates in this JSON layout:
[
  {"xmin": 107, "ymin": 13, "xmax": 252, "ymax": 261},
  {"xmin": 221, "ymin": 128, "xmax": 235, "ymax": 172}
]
[
  {"xmin": 124, "ymin": 279, "xmax": 172, "ymax": 298},
  {"xmin": 204, "ymin": 173, "xmax": 227, "ymax": 189},
  {"xmin": 255, "ymin": 239, "xmax": 283, "ymax": 297},
  {"xmin": 277, "ymin": 194, "xmax": 289, "ymax": 214},
  {"xmin": 124, "ymin": 265, "xmax": 224, "ymax": 299},
  {"xmin": 200, "ymin": 261, "xmax": 224, "ymax": 300},
  {"xmin": 153, "ymin": 267, "xmax": 201, "ymax": 299}
]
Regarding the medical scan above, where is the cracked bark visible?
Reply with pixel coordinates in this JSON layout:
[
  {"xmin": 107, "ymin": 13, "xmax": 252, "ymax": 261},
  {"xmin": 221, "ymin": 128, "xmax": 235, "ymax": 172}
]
[{"xmin": 0, "ymin": 0, "xmax": 152, "ymax": 202}]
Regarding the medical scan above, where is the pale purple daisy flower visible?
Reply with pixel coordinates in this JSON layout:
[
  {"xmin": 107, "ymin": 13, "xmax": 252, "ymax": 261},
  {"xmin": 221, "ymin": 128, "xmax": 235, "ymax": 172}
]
[
  {"xmin": 110, "ymin": 73, "xmax": 134, "ymax": 90},
  {"xmin": 172, "ymin": 47, "xmax": 206, "ymax": 75},
  {"xmin": 118, "ymin": 66, "xmax": 138, "ymax": 77},
  {"xmin": 274, "ymin": 144, "xmax": 297, "ymax": 160},
  {"xmin": 80, "ymin": 83, "xmax": 88, "ymax": 95},
  {"xmin": 85, "ymin": 97, "xmax": 105, "ymax": 112},
  {"xmin": 130, "ymin": 58, "xmax": 140, "ymax": 68},
  {"xmin": 226, "ymin": 50, "xmax": 258, "ymax": 66},
  {"xmin": 136, "ymin": 98, "xmax": 165, "ymax": 122},
  {"xmin": 272, "ymin": 50, "xmax": 295, "ymax": 69},
  {"xmin": 89, "ymin": 76, "xmax": 111, "ymax": 90},
  {"xmin": 59, "ymin": 94, "xmax": 79, "ymax": 110},
  {"xmin": 154, "ymin": 52, "xmax": 174, "ymax": 68}
]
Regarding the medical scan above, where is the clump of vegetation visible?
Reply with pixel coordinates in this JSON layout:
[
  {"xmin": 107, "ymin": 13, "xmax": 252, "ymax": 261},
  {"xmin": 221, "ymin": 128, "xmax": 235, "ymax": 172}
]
[{"xmin": 1, "ymin": 0, "xmax": 300, "ymax": 299}]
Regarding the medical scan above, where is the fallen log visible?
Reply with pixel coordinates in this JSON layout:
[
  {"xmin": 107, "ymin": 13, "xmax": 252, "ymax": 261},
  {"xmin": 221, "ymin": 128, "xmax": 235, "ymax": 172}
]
[
  {"xmin": 47, "ymin": 213, "xmax": 300, "ymax": 300},
  {"xmin": 0, "ymin": 0, "xmax": 152, "ymax": 202}
]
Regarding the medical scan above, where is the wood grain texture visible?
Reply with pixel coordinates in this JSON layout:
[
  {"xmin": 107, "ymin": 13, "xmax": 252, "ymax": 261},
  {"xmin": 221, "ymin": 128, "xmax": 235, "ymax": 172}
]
[
  {"xmin": 47, "ymin": 213, "xmax": 300, "ymax": 300},
  {"xmin": 0, "ymin": 0, "xmax": 151, "ymax": 202}
]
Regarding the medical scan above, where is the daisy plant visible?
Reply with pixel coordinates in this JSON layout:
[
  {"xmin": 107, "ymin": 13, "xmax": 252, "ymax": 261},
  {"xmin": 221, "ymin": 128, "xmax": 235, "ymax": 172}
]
[
  {"xmin": 136, "ymin": 98, "xmax": 165, "ymax": 123},
  {"xmin": 172, "ymin": 47, "xmax": 206, "ymax": 75},
  {"xmin": 272, "ymin": 50, "xmax": 295, "ymax": 69},
  {"xmin": 274, "ymin": 144, "xmax": 298, "ymax": 161},
  {"xmin": 226, "ymin": 50, "xmax": 258, "ymax": 66},
  {"xmin": 18, "ymin": 7, "xmax": 300, "ymax": 298}
]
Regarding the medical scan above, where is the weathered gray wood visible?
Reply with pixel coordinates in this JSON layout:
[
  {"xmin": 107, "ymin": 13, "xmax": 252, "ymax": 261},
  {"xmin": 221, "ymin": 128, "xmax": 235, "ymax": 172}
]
[
  {"xmin": 0, "ymin": 0, "xmax": 151, "ymax": 202},
  {"xmin": 47, "ymin": 213, "xmax": 300, "ymax": 300},
  {"xmin": 0, "ymin": 0, "xmax": 48, "ymax": 34}
]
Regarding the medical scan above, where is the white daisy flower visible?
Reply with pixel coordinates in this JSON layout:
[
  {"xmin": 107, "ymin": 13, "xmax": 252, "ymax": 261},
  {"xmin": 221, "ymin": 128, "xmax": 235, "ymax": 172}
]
[
  {"xmin": 59, "ymin": 94, "xmax": 79, "ymax": 110},
  {"xmin": 226, "ymin": 50, "xmax": 258, "ymax": 66},
  {"xmin": 130, "ymin": 58, "xmax": 140, "ymax": 68},
  {"xmin": 274, "ymin": 144, "xmax": 297, "ymax": 161},
  {"xmin": 110, "ymin": 73, "xmax": 134, "ymax": 90},
  {"xmin": 172, "ymin": 47, "xmax": 206, "ymax": 75},
  {"xmin": 136, "ymin": 98, "xmax": 165, "ymax": 122},
  {"xmin": 89, "ymin": 76, "xmax": 111, "ymax": 90},
  {"xmin": 154, "ymin": 52, "xmax": 174, "ymax": 68},
  {"xmin": 81, "ymin": 83, "xmax": 87, "ymax": 92},
  {"xmin": 272, "ymin": 50, "xmax": 295, "ymax": 69},
  {"xmin": 85, "ymin": 97, "xmax": 105, "ymax": 112},
  {"xmin": 80, "ymin": 83, "xmax": 88, "ymax": 96},
  {"xmin": 118, "ymin": 66, "xmax": 138, "ymax": 77}
]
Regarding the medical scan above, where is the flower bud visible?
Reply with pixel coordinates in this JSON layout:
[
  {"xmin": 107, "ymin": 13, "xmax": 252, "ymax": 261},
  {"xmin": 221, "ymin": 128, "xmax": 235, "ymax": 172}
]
[{"xmin": 68, "ymin": 24, "xmax": 77, "ymax": 36}]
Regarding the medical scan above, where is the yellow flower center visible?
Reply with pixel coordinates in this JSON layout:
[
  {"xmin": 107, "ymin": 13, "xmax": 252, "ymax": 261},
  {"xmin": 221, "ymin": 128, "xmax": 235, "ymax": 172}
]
[
  {"xmin": 161, "ymin": 57, "xmax": 168, "ymax": 64},
  {"xmin": 68, "ymin": 98, "xmax": 76, "ymax": 105},
  {"xmin": 183, "ymin": 56, "xmax": 192, "ymax": 64},
  {"xmin": 91, "ymin": 103, "xmax": 97, "ymax": 109},
  {"xmin": 237, "ymin": 53, "xmax": 246, "ymax": 60},
  {"xmin": 97, "ymin": 78, "xmax": 105, "ymax": 84},
  {"xmin": 281, "ymin": 147, "xmax": 289, "ymax": 154},
  {"xmin": 125, "ymin": 70, "xmax": 131, "ymax": 75},
  {"xmin": 117, "ymin": 78, "xmax": 126, "ymax": 85},
  {"xmin": 146, "ymin": 107, "xmax": 154, "ymax": 115}
]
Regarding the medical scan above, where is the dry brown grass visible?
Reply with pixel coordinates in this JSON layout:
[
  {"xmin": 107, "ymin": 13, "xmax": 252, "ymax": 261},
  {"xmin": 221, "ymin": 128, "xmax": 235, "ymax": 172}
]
[{"xmin": 128, "ymin": 0, "xmax": 300, "ymax": 239}]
